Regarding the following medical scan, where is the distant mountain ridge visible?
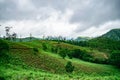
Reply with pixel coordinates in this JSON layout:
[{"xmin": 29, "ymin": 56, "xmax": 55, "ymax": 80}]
[
  {"xmin": 75, "ymin": 37, "xmax": 90, "ymax": 41},
  {"xmin": 101, "ymin": 28, "xmax": 120, "ymax": 41}
]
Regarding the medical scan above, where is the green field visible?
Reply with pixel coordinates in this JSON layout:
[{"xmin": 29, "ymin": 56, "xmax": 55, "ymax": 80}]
[{"xmin": 0, "ymin": 40, "xmax": 120, "ymax": 80}]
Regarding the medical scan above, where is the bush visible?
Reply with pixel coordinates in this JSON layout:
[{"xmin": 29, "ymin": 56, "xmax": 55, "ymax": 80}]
[
  {"xmin": 0, "ymin": 76, "xmax": 5, "ymax": 80},
  {"xmin": 109, "ymin": 50, "xmax": 120, "ymax": 67},
  {"xmin": 81, "ymin": 52, "xmax": 92, "ymax": 61},
  {"xmin": 67, "ymin": 50, "xmax": 74, "ymax": 59},
  {"xmin": 59, "ymin": 49, "xmax": 66, "ymax": 59},
  {"xmin": 42, "ymin": 43, "xmax": 47, "ymax": 51},
  {"xmin": 33, "ymin": 48, "xmax": 39, "ymax": 55},
  {"xmin": 0, "ymin": 39, "xmax": 9, "ymax": 57},
  {"xmin": 65, "ymin": 61, "xmax": 74, "ymax": 73},
  {"xmin": 72, "ymin": 49, "xmax": 85, "ymax": 59},
  {"xmin": 33, "ymin": 48, "xmax": 39, "ymax": 52}
]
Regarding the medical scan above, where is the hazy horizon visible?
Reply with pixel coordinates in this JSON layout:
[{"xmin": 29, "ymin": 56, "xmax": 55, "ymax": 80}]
[{"xmin": 0, "ymin": 0, "xmax": 120, "ymax": 38}]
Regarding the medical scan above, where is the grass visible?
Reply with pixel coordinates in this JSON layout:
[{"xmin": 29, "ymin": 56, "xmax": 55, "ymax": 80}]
[
  {"xmin": 1, "ymin": 64, "xmax": 120, "ymax": 80},
  {"xmin": 0, "ymin": 40, "xmax": 120, "ymax": 80},
  {"xmin": 1, "ymin": 62, "xmax": 120, "ymax": 80}
]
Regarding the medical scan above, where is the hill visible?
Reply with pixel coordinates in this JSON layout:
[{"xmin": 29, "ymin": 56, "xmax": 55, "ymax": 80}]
[
  {"xmin": 75, "ymin": 37, "xmax": 90, "ymax": 41},
  {"xmin": 101, "ymin": 29, "xmax": 120, "ymax": 41},
  {"xmin": 0, "ymin": 39, "xmax": 120, "ymax": 80}
]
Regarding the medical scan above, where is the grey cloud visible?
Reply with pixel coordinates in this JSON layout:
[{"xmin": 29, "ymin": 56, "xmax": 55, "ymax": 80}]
[
  {"xmin": 0, "ymin": 0, "xmax": 54, "ymax": 21},
  {"xmin": 70, "ymin": 0, "xmax": 120, "ymax": 26},
  {"xmin": 30, "ymin": 0, "xmax": 69, "ymax": 11},
  {"xmin": 0, "ymin": 0, "xmax": 120, "ymax": 37}
]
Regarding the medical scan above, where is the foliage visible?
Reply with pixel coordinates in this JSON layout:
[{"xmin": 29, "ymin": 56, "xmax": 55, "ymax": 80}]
[
  {"xmin": 0, "ymin": 76, "xmax": 5, "ymax": 80},
  {"xmin": 42, "ymin": 43, "xmax": 47, "ymax": 50},
  {"xmin": 0, "ymin": 39, "xmax": 9, "ymax": 57},
  {"xmin": 109, "ymin": 50, "xmax": 120, "ymax": 67},
  {"xmin": 33, "ymin": 47, "xmax": 39, "ymax": 52},
  {"xmin": 1, "ymin": 40, "xmax": 120, "ymax": 79},
  {"xmin": 65, "ymin": 61, "xmax": 74, "ymax": 73},
  {"xmin": 71, "ymin": 49, "xmax": 83, "ymax": 59},
  {"xmin": 33, "ymin": 47, "xmax": 39, "ymax": 55},
  {"xmin": 67, "ymin": 51, "xmax": 73, "ymax": 59},
  {"xmin": 59, "ymin": 49, "xmax": 67, "ymax": 59},
  {"xmin": 88, "ymin": 37, "xmax": 120, "ymax": 51}
]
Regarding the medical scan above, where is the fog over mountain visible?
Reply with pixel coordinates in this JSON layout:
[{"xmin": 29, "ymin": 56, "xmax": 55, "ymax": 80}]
[{"xmin": 0, "ymin": 0, "xmax": 120, "ymax": 38}]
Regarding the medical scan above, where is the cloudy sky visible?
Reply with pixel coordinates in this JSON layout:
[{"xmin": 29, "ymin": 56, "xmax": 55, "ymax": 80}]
[{"xmin": 0, "ymin": 0, "xmax": 120, "ymax": 38}]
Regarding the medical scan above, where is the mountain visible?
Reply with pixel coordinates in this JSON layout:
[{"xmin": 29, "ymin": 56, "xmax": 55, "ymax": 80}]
[
  {"xmin": 75, "ymin": 37, "xmax": 91, "ymax": 41},
  {"xmin": 14, "ymin": 37, "xmax": 40, "ymax": 42},
  {"xmin": 101, "ymin": 29, "xmax": 120, "ymax": 41}
]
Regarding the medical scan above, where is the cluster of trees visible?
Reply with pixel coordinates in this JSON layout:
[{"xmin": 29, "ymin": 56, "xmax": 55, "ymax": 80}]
[
  {"xmin": 109, "ymin": 50, "xmax": 120, "ymax": 67},
  {"xmin": 41, "ymin": 42, "xmax": 105, "ymax": 64},
  {"xmin": 4, "ymin": 27, "xmax": 17, "ymax": 41},
  {"xmin": 47, "ymin": 37, "xmax": 120, "ymax": 52},
  {"xmin": 41, "ymin": 38, "xmax": 120, "ymax": 68},
  {"xmin": 1, "ymin": 26, "xmax": 34, "ymax": 42},
  {"xmin": 87, "ymin": 37, "xmax": 120, "ymax": 51},
  {"xmin": 44, "ymin": 36, "xmax": 66, "ymax": 41},
  {"xmin": 66, "ymin": 38, "xmax": 120, "ymax": 67}
]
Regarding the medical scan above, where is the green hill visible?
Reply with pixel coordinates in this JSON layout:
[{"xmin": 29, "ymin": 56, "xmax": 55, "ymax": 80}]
[
  {"xmin": 102, "ymin": 29, "xmax": 120, "ymax": 41},
  {"xmin": 0, "ymin": 39, "xmax": 120, "ymax": 80}
]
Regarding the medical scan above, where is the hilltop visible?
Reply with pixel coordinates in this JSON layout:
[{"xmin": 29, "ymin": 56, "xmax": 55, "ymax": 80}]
[{"xmin": 101, "ymin": 28, "xmax": 120, "ymax": 41}]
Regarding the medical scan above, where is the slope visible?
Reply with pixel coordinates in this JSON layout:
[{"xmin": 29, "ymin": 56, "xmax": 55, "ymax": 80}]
[
  {"xmin": 0, "ymin": 40, "xmax": 120, "ymax": 80},
  {"xmin": 102, "ymin": 28, "xmax": 120, "ymax": 41}
]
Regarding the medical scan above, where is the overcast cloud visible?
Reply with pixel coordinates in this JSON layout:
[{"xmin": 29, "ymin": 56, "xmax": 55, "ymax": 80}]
[{"xmin": 0, "ymin": 0, "xmax": 120, "ymax": 38}]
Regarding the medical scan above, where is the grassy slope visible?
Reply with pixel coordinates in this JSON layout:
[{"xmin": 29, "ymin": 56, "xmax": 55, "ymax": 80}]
[{"xmin": 0, "ymin": 40, "xmax": 120, "ymax": 80}]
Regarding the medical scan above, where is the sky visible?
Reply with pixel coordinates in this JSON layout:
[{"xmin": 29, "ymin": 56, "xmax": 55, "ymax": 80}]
[{"xmin": 0, "ymin": 0, "xmax": 120, "ymax": 38}]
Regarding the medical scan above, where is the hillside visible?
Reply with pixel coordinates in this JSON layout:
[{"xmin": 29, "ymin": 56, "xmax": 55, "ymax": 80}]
[
  {"xmin": 75, "ymin": 37, "xmax": 90, "ymax": 41},
  {"xmin": 102, "ymin": 29, "xmax": 120, "ymax": 41},
  {"xmin": 0, "ymin": 40, "xmax": 120, "ymax": 80}
]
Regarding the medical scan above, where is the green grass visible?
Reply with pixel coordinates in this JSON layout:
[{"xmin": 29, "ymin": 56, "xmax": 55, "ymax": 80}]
[
  {"xmin": 1, "ymin": 64, "xmax": 120, "ymax": 80},
  {"xmin": 1, "ymin": 62, "xmax": 120, "ymax": 80},
  {"xmin": 1, "ymin": 40, "xmax": 120, "ymax": 80}
]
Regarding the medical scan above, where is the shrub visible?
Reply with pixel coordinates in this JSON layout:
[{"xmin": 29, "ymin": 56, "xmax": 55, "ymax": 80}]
[
  {"xmin": 0, "ymin": 76, "xmax": 5, "ymax": 80},
  {"xmin": 65, "ymin": 61, "xmax": 74, "ymax": 73},
  {"xmin": 81, "ymin": 52, "xmax": 92, "ymax": 61},
  {"xmin": 42, "ymin": 43, "xmax": 47, "ymax": 50},
  {"xmin": 0, "ymin": 39, "xmax": 9, "ymax": 57},
  {"xmin": 67, "ymin": 50, "xmax": 73, "ymax": 59},
  {"xmin": 109, "ymin": 50, "xmax": 120, "ymax": 67},
  {"xmin": 59, "ymin": 49, "xmax": 66, "ymax": 59},
  {"xmin": 33, "ymin": 47, "xmax": 39, "ymax": 55},
  {"xmin": 72, "ymin": 49, "xmax": 83, "ymax": 59},
  {"xmin": 33, "ymin": 47, "xmax": 39, "ymax": 52}
]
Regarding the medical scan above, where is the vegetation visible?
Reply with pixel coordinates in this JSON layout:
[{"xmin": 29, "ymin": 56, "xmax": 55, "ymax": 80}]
[
  {"xmin": 0, "ymin": 35, "xmax": 120, "ymax": 79},
  {"xmin": 65, "ymin": 61, "xmax": 74, "ymax": 73},
  {"xmin": 102, "ymin": 29, "xmax": 120, "ymax": 41},
  {"xmin": 109, "ymin": 50, "xmax": 120, "ymax": 67},
  {"xmin": 0, "ymin": 39, "xmax": 9, "ymax": 58},
  {"xmin": 59, "ymin": 49, "xmax": 67, "ymax": 59}
]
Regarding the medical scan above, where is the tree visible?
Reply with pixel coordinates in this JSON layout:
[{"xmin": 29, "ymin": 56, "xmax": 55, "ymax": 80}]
[
  {"xmin": 5, "ymin": 27, "xmax": 12, "ymax": 40},
  {"xmin": 110, "ymin": 50, "xmax": 120, "ymax": 67},
  {"xmin": 65, "ymin": 61, "xmax": 74, "ymax": 73},
  {"xmin": 59, "ymin": 49, "xmax": 66, "ymax": 59},
  {"xmin": 67, "ymin": 50, "xmax": 73, "ymax": 59},
  {"xmin": 29, "ymin": 33, "xmax": 32, "ymax": 41},
  {"xmin": 12, "ymin": 32, "xmax": 17, "ymax": 41},
  {"xmin": 72, "ymin": 49, "xmax": 82, "ymax": 59}
]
